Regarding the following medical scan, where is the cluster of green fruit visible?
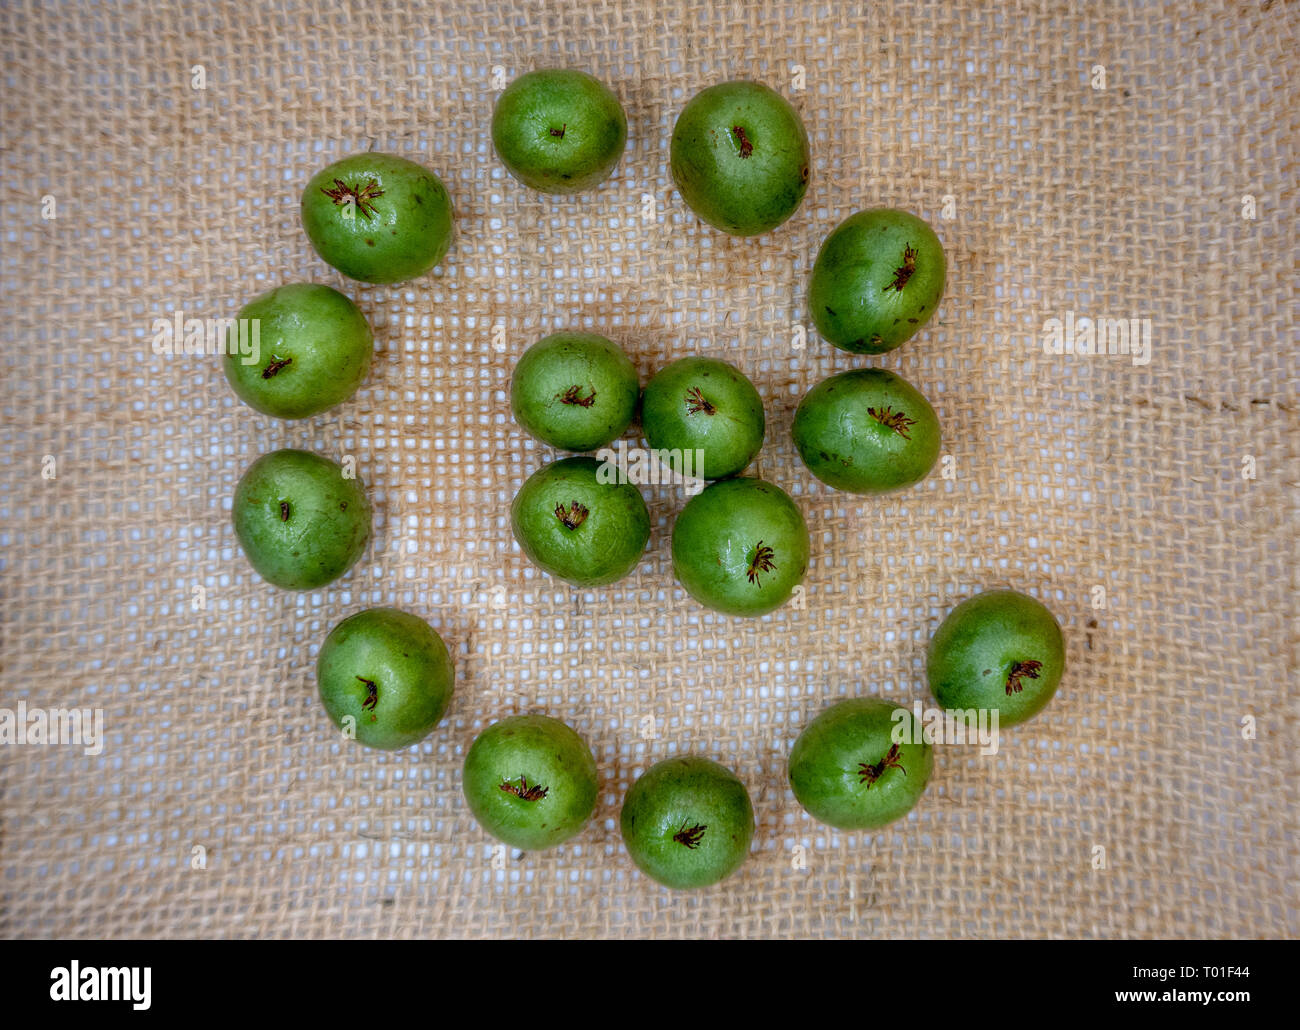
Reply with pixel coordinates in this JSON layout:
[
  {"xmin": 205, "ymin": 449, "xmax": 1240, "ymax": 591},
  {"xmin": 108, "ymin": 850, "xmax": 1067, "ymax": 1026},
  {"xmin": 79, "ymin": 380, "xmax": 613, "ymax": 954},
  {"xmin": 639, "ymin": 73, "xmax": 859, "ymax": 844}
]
[
  {"xmin": 222, "ymin": 69, "xmax": 1066, "ymax": 891},
  {"xmin": 503, "ymin": 74, "xmax": 945, "ymax": 616}
]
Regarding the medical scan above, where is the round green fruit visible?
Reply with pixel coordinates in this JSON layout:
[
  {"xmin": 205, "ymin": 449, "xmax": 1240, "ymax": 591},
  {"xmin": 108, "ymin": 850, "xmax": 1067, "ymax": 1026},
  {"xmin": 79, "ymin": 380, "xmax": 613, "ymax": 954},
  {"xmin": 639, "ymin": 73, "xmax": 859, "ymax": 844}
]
[
  {"xmin": 231, "ymin": 448, "xmax": 371, "ymax": 591},
  {"xmin": 788, "ymin": 698, "xmax": 934, "ymax": 831},
  {"xmin": 462, "ymin": 714, "xmax": 600, "ymax": 851},
  {"xmin": 620, "ymin": 756, "xmax": 755, "ymax": 889},
  {"xmin": 301, "ymin": 152, "xmax": 454, "ymax": 284},
  {"xmin": 927, "ymin": 589, "xmax": 1067, "ymax": 727},
  {"xmin": 510, "ymin": 456, "xmax": 650, "ymax": 587},
  {"xmin": 317, "ymin": 608, "xmax": 455, "ymax": 751},
  {"xmin": 491, "ymin": 69, "xmax": 627, "ymax": 194},
  {"xmin": 676, "ymin": 478, "xmax": 806, "ymax": 616},
  {"xmin": 670, "ymin": 80, "xmax": 810, "ymax": 236},
  {"xmin": 641, "ymin": 357, "xmax": 765, "ymax": 481},
  {"xmin": 793, "ymin": 367, "xmax": 941, "ymax": 493},
  {"xmin": 809, "ymin": 207, "xmax": 946, "ymax": 354},
  {"xmin": 222, "ymin": 283, "xmax": 373, "ymax": 420},
  {"xmin": 510, "ymin": 332, "xmax": 639, "ymax": 452},
  {"xmin": 671, "ymin": 477, "xmax": 809, "ymax": 617}
]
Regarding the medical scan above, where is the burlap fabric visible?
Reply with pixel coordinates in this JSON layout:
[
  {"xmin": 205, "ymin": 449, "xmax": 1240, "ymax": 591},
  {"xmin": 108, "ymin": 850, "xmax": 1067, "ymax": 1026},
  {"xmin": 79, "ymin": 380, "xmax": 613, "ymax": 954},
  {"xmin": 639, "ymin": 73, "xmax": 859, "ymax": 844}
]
[{"xmin": 1, "ymin": 0, "xmax": 1295, "ymax": 939}]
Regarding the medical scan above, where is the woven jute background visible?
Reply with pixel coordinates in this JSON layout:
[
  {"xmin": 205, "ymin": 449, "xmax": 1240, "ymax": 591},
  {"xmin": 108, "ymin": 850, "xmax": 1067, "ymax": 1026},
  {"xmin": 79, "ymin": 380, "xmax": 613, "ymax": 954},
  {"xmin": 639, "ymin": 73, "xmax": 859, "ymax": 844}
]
[{"xmin": 1, "ymin": 0, "xmax": 1295, "ymax": 939}]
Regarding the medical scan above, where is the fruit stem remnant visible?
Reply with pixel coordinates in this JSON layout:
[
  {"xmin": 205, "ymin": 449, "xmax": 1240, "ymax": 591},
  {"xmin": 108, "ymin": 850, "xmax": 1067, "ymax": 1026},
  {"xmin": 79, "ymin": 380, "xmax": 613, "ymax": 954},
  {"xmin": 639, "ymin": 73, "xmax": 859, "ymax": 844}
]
[
  {"xmin": 858, "ymin": 743, "xmax": 906, "ymax": 786},
  {"xmin": 684, "ymin": 386, "xmax": 716, "ymax": 416},
  {"xmin": 261, "ymin": 356, "xmax": 293, "ymax": 380},
  {"xmin": 549, "ymin": 124, "xmax": 567, "ymax": 139},
  {"xmin": 731, "ymin": 125, "xmax": 753, "ymax": 158},
  {"xmin": 500, "ymin": 775, "xmax": 549, "ymax": 801},
  {"xmin": 885, "ymin": 244, "xmax": 918, "ymax": 292},
  {"xmin": 746, "ymin": 541, "xmax": 777, "ymax": 586},
  {"xmin": 357, "ymin": 676, "xmax": 379, "ymax": 722},
  {"xmin": 554, "ymin": 501, "xmax": 590, "ymax": 530},
  {"xmin": 320, "ymin": 177, "xmax": 385, "ymax": 220},
  {"xmin": 1005, "ymin": 659, "xmax": 1043, "ymax": 695},
  {"xmin": 868, "ymin": 405, "xmax": 917, "ymax": 440},
  {"xmin": 279, "ymin": 501, "xmax": 291, "ymax": 522},
  {"xmin": 673, "ymin": 821, "xmax": 707, "ymax": 848},
  {"xmin": 557, "ymin": 385, "xmax": 596, "ymax": 408}
]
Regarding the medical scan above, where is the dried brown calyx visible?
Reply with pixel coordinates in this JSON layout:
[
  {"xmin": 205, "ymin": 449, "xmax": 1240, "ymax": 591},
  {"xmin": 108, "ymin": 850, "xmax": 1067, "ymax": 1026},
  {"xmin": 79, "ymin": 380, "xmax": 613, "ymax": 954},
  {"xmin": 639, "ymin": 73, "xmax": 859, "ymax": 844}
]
[
  {"xmin": 320, "ymin": 177, "xmax": 385, "ymax": 220},
  {"xmin": 746, "ymin": 541, "xmax": 777, "ymax": 587},
  {"xmin": 557, "ymin": 385, "xmax": 596, "ymax": 408},
  {"xmin": 261, "ymin": 356, "xmax": 292, "ymax": 379},
  {"xmin": 673, "ymin": 822, "xmax": 707, "ymax": 849},
  {"xmin": 858, "ymin": 743, "xmax": 906, "ymax": 786},
  {"xmin": 1005, "ymin": 660, "xmax": 1043, "ymax": 695},
  {"xmin": 549, "ymin": 124, "xmax": 567, "ymax": 139},
  {"xmin": 684, "ymin": 386, "xmax": 716, "ymax": 415},
  {"xmin": 554, "ymin": 501, "xmax": 589, "ymax": 530},
  {"xmin": 500, "ymin": 775, "xmax": 548, "ymax": 802},
  {"xmin": 279, "ymin": 501, "xmax": 291, "ymax": 522},
  {"xmin": 868, "ymin": 405, "xmax": 917, "ymax": 439},
  {"xmin": 731, "ymin": 125, "xmax": 753, "ymax": 158},
  {"xmin": 357, "ymin": 676, "xmax": 378, "ymax": 722},
  {"xmin": 885, "ymin": 244, "xmax": 918, "ymax": 292}
]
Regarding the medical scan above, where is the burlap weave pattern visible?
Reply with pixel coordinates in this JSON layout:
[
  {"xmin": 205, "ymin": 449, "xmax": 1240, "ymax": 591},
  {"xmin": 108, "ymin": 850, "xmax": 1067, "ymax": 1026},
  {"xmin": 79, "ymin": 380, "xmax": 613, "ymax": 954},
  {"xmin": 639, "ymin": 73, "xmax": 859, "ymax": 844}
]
[{"xmin": 1, "ymin": 0, "xmax": 1295, "ymax": 938}]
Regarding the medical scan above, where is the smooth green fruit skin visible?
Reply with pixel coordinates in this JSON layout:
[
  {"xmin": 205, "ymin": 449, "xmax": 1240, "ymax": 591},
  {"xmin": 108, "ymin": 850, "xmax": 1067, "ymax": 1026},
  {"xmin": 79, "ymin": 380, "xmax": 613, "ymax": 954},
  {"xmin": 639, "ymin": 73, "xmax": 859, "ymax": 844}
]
[
  {"xmin": 492, "ymin": 69, "xmax": 627, "ymax": 194},
  {"xmin": 222, "ymin": 283, "xmax": 373, "ymax": 420},
  {"xmin": 809, "ymin": 208, "xmax": 946, "ymax": 354},
  {"xmin": 301, "ymin": 152, "xmax": 454, "ymax": 284},
  {"xmin": 927, "ymin": 590, "xmax": 1066, "ymax": 727},
  {"xmin": 317, "ymin": 608, "xmax": 455, "ymax": 751},
  {"xmin": 788, "ymin": 698, "xmax": 934, "ymax": 831},
  {"xmin": 620, "ymin": 756, "xmax": 755, "ymax": 889},
  {"xmin": 793, "ymin": 367, "xmax": 940, "ymax": 494},
  {"xmin": 232, "ymin": 448, "xmax": 371, "ymax": 590},
  {"xmin": 462, "ymin": 714, "xmax": 599, "ymax": 850},
  {"xmin": 670, "ymin": 80, "xmax": 810, "ymax": 236},
  {"xmin": 510, "ymin": 332, "xmax": 639, "ymax": 451},
  {"xmin": 510, "ymin": 456, "xmax": 650, "ymax": 587},
  {"xmin": 671, "ymin": 477, "xmax": 809, "ymax": 617},
  {"xmin": 641, "ymin": 357, "xmax": 765, "ymax": 480}
]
